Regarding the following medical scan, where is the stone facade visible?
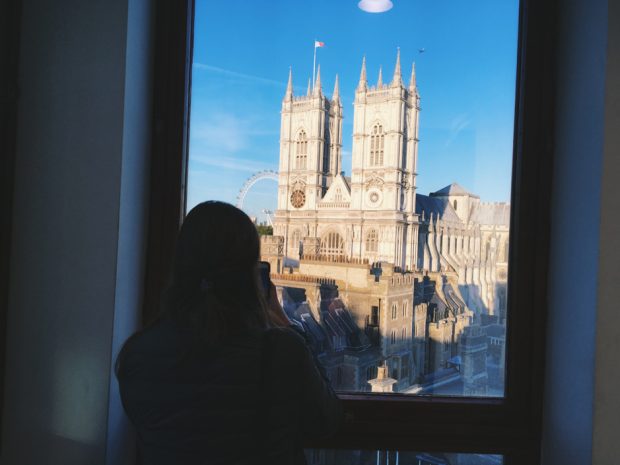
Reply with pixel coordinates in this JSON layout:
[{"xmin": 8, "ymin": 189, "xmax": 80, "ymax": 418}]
[
  {"xmin": 262, "ymin": 52, "xmax": 510, "ymax": 394},
  {"xmin": 274, "ymin": 50, "xmax": 420, "ymax": 271}
]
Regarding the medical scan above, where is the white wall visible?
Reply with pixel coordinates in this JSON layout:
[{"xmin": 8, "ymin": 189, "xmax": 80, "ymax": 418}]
[
  {"xmin": 542, "ymin": 0, "xmax": 620, "ymax": 463},
  {"xmin": 1, "ymin": 1, "xmax": 153, "ymax": 464}
]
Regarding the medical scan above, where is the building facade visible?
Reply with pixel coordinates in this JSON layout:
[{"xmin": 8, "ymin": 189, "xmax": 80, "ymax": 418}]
[
  {"xmin": 262, "ymin": 52, "xmax": 509, "ymax": 394},
  {"xmin": 274, "ymin": 50, "xmax": 421, "ymax": 271}
]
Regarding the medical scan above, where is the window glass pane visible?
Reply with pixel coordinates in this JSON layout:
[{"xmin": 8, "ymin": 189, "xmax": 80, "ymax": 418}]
[
  {"xmin": 304, "ymin": 449, "xmax": 503, "ymax": 465},
  {"xmin": 188, "ymin": 0, "xmax": 517, "ymax": 397}
]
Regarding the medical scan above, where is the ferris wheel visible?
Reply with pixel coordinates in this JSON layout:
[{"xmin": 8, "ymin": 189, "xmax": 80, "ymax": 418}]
[{"xmin": 236, "ymin": 170, "xmax": 279, "ymax": 210}]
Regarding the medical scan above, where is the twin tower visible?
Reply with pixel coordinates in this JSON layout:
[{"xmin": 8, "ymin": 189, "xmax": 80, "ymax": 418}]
[{"xmin": 273, "ymin": 50, "xmax": 422, "ymax": 270}]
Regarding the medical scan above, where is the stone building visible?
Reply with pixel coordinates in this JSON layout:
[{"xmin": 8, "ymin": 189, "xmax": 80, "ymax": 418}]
[
  {"xmin": 274, "ymin": 50, "xmax": 420, "ymax": 271},
  {"xmin": 261, "ymin": 52, "xmax": 509, "ymax": 393}
]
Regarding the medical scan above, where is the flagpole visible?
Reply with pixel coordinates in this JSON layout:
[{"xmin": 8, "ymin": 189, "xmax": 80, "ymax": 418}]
[{"xmin": 312, "ymin": 40, "xmax": 317, "ymax": 90}]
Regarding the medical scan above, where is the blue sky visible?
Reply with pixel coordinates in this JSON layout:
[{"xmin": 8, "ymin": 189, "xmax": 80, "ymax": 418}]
[{"xmin": 188, "ymin": 0, "xmax": 519, "ymax": 221}]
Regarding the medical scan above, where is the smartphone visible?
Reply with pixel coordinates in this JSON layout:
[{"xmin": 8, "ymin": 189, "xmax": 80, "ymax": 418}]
[{"xmin": 258, "ymin": 261, "xmax": 271, "ymax": 298}]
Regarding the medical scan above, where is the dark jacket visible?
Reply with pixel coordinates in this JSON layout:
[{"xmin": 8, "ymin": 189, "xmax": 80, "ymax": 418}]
[{"xmin": 116, "ymin": 317, "xmax": 342, "ymax": 465}]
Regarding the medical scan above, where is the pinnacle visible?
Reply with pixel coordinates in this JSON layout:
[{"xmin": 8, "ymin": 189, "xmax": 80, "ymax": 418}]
[
  {"xmin": 313, "ymin": 64, "xmax": 322, "ymax": 96},
  {"xmin": 409, "ymin": 61, "xmax": 417, "ymax": 91},
  {"xmin": 377, "ymin": 66, "xmax": 383, "ymax": 87},
  {"xmin": 332, "ymin": 73, "xmax": 340, "ymax": 100},
  {"xmin": 391, "ymin": 47, "xmax": 402, "ymax": 87},
  {"xmin": 357, "ymin": 55, "xmax": 367, "ymax": 91},
  {"xmin": 284, "ymin": 66, "xmax": 293, "ymax": 101}
]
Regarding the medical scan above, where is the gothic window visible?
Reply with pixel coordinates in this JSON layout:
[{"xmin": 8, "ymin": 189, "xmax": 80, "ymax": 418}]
[
  {"xmin": 402, "ymin": 300, "xmax": 408, "ymax": 318},
  {"xmin": 390, "ymin": 330, "xmax": 396, "ymax": 344},
  {"xmin": 402, "ymin": 327, "xmax": 406, "ymax": 341},
  {"xmin": 370, "ymin": 123, "xmax": 384, "ymax": 166},
  {"xmin": 320, "ymin": 231, "xmax": 344, "ymax": 258},
  {"xmin": 391, "ymin": 303, "xmax": 398, "ymax": 320},
  {"xmin": 295, "ymin": 130, "xmax": 307, "ymax": 169},
  {"xmin": 366, "ymin": 229, "xmax": 378, "ymax": 252}
]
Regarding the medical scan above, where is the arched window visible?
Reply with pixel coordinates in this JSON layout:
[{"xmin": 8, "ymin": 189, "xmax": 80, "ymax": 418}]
[
  {"xmin": 390, "ymin": 330, "xmax": 396, "ymax": 344},
  {"xmin": 320, "ymin": 231, "xmax": 344, "ymax": 258},
  {"xmin": 453, "ymin": 199, "xmax": 458, "ymax": 210},
  {"xmin": 391, "ymin": 303, "xmax": 398, "ymax": 320},
  {"xmin": 370, "ymin": 124, "xmax": 384, "ymax": 166},
  {"xmin": 295, "ymin": 130, "xmax": 307, "ymax": 169},
  {"xmin": 402, "ymin": 300, "xmax": 408, "ymax": 318},
  {"xmin": 366, "ymin": 229, "xmax": 378, "ymax": 252},
  {"xmin": 401, "ymin": 327, "xmax": 406, "ymax": 341}
]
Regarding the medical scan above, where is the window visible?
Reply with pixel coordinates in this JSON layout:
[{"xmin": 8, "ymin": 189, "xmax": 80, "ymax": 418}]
[
  {"xmin": 366, "ymin": 229, "xmax": 378, "ymax": 253},
  {"xmin": 295, "ymin": 130, "xmax": 308, "ymax": 169},
  {"xmin": 320, "ymin": 231, "xmax": 344, "ymax": 258},
  {"xmin": 402, "ymin": 327, "xmax": 406, "ymax": 341},
  {"xmin": 290, "ymin": 229, "xmax": 301, "ymax": 257},
  {"xmin": 370, "ymin": 305, "xmax": 379, "ymax": 326},
  {"xmin": 370, "ymin": 123, "xmax": 384, "ymax": 166},
  {"xmin": 391, "ymin": 303, "xmax": 397, "ymax": 320},
  {"xmin": 167, "ymin": 0, "xmax": 555, "ymax": 460},
  {"xmin": 402, "ymin": 300, "xmax": 408, "ymax": 318}
]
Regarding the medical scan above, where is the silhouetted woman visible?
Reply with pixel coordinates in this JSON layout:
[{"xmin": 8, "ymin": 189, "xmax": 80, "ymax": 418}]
[{"xmin": 116, "ymin": 201, "xmax": 342, "ymax": 465}]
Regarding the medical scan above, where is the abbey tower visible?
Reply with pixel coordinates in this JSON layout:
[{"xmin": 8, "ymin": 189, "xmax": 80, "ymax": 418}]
[{"xmin": 273, "ymin": 50, "xmax": 421, "ymax": 271}]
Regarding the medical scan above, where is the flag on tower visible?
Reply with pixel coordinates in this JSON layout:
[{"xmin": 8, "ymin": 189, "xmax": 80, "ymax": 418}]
[{"xmin": 315, "ymin": 40, "xmax": 325, "ymax": 48}]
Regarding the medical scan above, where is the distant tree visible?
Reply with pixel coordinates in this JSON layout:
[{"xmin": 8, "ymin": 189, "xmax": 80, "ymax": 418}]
[{"xmin": 256, "ymin": 224, "xmax": 273, "ymax": 236}]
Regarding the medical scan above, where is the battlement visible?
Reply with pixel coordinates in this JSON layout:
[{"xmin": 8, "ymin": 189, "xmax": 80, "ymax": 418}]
[
  {"xmin": 388, "ymin": 274, "xmax": 416, "ymax": 287},
  {"xmin": 270, "ymin": 272, "xmax": 336, "ymax": 286},
  {"xmin": 302, "ymin": 255, "xmax": 370, "ymax": 266}
]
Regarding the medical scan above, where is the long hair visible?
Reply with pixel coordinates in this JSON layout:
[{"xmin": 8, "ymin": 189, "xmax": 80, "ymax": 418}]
[{"xmin": 161, "ymin": 201, "xmax": 269, "ymax": 344}]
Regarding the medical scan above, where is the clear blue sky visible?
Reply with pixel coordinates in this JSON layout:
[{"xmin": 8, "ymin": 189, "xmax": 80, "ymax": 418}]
[{"xmin": 188, "ymin": 0, "xmax": 519, "ymax": 221}]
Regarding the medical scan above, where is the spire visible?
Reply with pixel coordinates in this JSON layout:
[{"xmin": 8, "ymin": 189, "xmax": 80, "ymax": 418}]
[
  {"xmin": 357, "ymin": 55, "xmax": 367, "ymax": 91},
  {"xmin": 409, "ymin": 62, "xmax": 417, "ymax": 91},
  {"xmin": 332, "ymin": 73, "xmax": 340, "ymax": 100},
  {"xmin": 391, "ymin": 47, "xmax": 402, "ymax": 87},
  {"xmin": 307, "ymin": 77, "xmax": 311, "ymax": 96},
  {"xmin": 377, "ymin": 66, "xmax": 383, "ymax": 87},
  {"xmin": 313, "ymin": 64, "xmax": 322, "ymax": 96},
  {"xmin": 284, "ymin": 66, "xmax": 293, "ymax": 101}
]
